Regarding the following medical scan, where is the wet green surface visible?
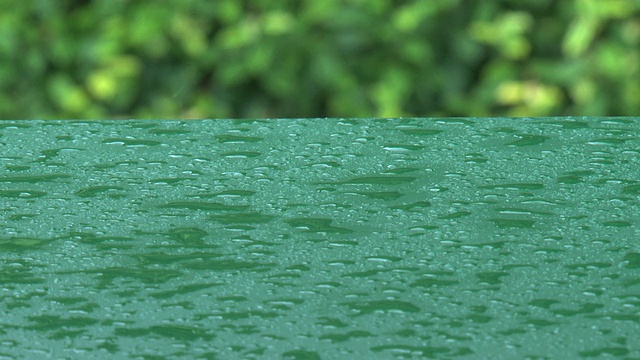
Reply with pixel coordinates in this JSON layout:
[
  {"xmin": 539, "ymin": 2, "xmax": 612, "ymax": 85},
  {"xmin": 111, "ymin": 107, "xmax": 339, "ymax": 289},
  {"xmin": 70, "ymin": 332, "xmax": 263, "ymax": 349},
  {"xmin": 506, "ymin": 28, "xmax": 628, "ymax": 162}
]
[{"xmin": 0, "ymin": 118, "xmax": 639, "ymax": 359}]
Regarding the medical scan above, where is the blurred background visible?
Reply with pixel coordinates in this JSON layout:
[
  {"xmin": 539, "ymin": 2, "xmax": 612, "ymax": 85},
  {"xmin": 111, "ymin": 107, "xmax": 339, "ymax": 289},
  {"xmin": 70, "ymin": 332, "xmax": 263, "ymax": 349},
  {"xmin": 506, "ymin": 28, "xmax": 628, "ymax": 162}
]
[{"xmin": 1, "ymin": 0, "xmax": 639, "ymax": 119}]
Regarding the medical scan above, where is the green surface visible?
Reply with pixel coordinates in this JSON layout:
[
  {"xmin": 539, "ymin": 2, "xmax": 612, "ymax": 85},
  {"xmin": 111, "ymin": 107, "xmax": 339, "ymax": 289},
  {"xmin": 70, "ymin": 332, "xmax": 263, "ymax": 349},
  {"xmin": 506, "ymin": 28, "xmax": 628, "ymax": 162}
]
[{"xmin": 1, "ymin": 118, "xmax": 639, "ymax": 359}]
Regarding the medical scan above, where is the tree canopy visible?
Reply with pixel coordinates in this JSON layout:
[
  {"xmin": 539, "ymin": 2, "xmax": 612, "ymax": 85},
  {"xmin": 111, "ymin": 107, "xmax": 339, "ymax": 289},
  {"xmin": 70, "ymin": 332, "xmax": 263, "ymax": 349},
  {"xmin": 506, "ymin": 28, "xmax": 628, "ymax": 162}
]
[{"xmin": 1, "ymin": 0, "xmax": 638, "ymax": 119}]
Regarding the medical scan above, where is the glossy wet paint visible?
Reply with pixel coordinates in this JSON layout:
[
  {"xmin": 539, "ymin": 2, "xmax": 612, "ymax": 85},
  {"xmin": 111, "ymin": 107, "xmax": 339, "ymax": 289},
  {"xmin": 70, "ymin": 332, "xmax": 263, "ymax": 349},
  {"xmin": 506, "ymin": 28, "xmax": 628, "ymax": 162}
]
[{"xmin": 0, "ymin": 118, "xmax": 639, "ymax": 358}]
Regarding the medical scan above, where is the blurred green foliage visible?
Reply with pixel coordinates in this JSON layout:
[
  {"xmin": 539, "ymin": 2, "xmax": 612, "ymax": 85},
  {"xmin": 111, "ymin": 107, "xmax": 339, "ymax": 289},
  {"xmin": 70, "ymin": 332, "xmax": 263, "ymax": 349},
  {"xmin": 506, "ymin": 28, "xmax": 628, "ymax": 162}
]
[{"xmin": 0, "ymin": 0, "xmax": 639, "ymax": 119}]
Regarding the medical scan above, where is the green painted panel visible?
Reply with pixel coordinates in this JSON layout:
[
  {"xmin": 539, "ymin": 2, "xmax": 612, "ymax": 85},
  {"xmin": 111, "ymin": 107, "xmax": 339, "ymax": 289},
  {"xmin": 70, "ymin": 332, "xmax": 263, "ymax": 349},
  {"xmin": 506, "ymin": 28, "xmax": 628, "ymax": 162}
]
[{"xmin": 0, "ymin": 118, "xmax": 639, "ymax": 358}]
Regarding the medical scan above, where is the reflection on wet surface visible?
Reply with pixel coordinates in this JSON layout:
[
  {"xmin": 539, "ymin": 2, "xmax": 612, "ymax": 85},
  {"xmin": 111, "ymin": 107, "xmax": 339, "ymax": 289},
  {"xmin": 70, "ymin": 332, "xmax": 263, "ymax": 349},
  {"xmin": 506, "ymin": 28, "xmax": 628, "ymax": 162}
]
[{"xmin": 0, "ymin": 118, "xmax": 639, "ymax": 358}]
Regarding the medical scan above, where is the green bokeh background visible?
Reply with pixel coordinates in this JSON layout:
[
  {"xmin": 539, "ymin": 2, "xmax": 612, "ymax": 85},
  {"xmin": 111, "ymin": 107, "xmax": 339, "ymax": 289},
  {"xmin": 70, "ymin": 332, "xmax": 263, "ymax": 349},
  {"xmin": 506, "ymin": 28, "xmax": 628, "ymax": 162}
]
[{"xmin": 1, "ymin": 0, "xmax": 639, "ymax": 119}]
